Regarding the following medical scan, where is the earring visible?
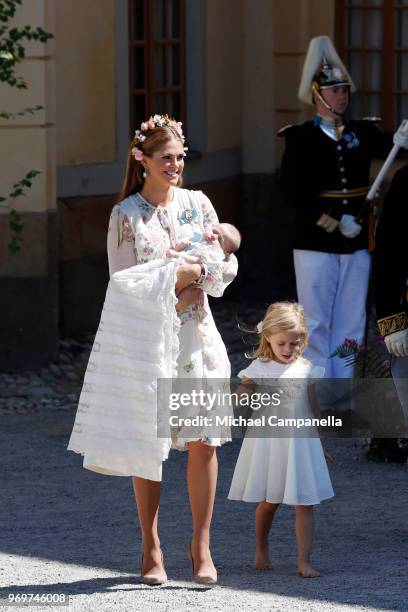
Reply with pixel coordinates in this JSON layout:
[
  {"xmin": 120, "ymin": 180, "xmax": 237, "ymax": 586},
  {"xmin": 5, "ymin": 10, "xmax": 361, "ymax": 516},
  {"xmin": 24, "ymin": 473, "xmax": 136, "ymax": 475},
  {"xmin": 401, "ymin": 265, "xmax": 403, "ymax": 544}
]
[{"xmin": 142, "ymin": 169, "xmax": 147, "ymax": 179}]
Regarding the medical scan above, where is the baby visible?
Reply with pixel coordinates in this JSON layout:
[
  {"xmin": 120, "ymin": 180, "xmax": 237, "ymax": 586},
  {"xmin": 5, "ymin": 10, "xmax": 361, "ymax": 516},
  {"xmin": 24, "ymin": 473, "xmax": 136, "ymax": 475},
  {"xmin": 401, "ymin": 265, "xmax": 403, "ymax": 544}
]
[
  {"xmin": 168, "ymin": 222, "xmax": 240, "ymax": 371},
  {"xmin": 167, "ymin": 222, "xmax": 241, "ymax": 264}
]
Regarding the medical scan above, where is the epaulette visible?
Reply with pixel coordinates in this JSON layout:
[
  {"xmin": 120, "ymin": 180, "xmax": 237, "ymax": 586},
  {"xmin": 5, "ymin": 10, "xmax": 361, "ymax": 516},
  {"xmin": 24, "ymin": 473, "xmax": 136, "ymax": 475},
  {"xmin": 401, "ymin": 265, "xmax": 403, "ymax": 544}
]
[
  {"xmin": 361, "ymin": 116, "xmax": 382, "ymax": 123},
  {"xmin": 277, "ymin": 124, "xmax": 294, "ymax": 137}
]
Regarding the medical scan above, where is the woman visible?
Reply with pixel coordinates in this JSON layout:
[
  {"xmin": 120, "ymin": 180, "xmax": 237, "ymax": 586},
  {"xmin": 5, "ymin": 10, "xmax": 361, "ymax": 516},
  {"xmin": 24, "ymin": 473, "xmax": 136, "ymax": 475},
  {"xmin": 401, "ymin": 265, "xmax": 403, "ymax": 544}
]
[{"xmin": 68, "ymin": 115, "xmax": 238, "ymax": 585}]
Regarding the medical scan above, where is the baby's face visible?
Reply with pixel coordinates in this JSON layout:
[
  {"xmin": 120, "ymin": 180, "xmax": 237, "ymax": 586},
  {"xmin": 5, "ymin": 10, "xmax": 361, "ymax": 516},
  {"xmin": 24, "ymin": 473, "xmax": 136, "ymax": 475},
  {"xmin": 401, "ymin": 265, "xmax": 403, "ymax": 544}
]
[{"xmin": 212, "ymin": 227, "xmax": 231, "ymax": 255}]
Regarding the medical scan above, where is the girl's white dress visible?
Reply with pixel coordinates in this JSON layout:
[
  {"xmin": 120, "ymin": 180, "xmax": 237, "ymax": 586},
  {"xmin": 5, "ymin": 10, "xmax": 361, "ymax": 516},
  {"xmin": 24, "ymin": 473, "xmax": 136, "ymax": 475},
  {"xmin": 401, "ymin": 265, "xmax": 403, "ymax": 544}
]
[
  {"xmin": 228, "ymin": 357, "xmax": 334, "ymax": 505},
  {"xmin": 68, "ymin": 188, "xmax": 237, "ymax": 481}
]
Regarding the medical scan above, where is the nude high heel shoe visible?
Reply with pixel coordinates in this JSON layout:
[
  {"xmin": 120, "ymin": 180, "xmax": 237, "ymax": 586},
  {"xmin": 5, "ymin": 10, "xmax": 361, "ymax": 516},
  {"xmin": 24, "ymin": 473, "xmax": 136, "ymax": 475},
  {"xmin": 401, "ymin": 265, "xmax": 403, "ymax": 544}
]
[
  {"xmin": 188, "ymin": 543, "xmax": 217, "ymax": 585},
  {"xmin": 140, "ymin": 550, "xmax": 167, "ymax": 585}
]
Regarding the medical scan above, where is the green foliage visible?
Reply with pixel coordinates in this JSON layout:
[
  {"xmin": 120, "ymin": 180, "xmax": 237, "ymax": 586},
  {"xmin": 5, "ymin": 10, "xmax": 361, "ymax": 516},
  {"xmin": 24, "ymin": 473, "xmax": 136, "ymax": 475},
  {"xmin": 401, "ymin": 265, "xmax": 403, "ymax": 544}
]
[
  {"xmin": 0, "ymin": 104, "xmax": 42, "ymax": 119},
  {"xmin": 0, "ymin": 0, "xmax": 53, "ymax": 253},
  {"xmin": 0, "ymin": 0, "xmax": 53, "ymax": 89},
  {"xmin": 0, "ymin": 0, "xmax": 20, "ymax": 21},
  {"xmin": 1, "ymin": 171, "xmax": 40, "ymax": 253},
  {"xmin": 8, "ymin": 209, "xmax": 22, "ymax": 253}
]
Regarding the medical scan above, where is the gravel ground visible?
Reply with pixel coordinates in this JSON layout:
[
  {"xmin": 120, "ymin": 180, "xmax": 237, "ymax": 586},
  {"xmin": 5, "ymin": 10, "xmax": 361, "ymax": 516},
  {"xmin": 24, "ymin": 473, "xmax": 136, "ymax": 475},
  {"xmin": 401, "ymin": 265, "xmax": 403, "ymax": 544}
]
[{"xmin": 0, "ymin": 302, "xmax": 407, "ymax": 612}]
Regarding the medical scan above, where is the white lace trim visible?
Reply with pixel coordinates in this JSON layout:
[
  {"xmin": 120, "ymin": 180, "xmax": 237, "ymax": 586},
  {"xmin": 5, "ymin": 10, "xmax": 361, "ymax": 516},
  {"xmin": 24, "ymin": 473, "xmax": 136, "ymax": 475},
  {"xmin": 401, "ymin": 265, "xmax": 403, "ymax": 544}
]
[{"xmin": 68, "ymin": 259, "xmax": 179, "ymax": 479}]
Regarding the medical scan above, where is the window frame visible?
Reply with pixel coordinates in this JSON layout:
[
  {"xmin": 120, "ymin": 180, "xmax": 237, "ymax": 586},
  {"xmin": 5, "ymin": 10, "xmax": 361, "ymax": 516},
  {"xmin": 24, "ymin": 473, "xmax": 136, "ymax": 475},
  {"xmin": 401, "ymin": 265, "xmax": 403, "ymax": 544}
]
[
  {"xmin": 128, "ymin": 0, "xmax": 186, "ymax": 135},
  {"xmin": 335, "ymin": 0, "xmax": 408, "ymax": 131}
]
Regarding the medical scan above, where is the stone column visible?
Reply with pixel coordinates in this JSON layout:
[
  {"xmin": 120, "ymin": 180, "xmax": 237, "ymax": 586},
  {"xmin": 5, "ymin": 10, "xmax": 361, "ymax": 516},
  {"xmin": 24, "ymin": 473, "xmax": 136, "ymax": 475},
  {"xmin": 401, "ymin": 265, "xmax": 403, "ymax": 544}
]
[
  {"xmin": 0, "ymin": 0, "xmax": 57, "ymax": 370},
  {"xmin": 274, "ymin": 0, "xmax": 335, "ymax": 162},
  {"xmin": 239, "ymin": 0, "xmax": 284, "ymax": 300}
]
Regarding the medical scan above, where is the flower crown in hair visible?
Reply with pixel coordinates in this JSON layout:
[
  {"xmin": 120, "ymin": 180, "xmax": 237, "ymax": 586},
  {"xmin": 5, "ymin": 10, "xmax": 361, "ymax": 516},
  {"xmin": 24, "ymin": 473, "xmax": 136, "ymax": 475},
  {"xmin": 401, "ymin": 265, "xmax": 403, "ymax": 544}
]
[{"xmin": 131, "ymin": 114, "xmax": 187, "ymax": 161}]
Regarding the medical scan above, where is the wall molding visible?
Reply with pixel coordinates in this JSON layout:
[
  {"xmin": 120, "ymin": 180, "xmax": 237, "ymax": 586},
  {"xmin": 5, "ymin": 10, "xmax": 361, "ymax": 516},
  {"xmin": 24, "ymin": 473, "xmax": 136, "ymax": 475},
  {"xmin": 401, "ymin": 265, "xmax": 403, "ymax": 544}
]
[{"xmin": 56, "ymin": 0, "xmax": 129, "ymax": 198}]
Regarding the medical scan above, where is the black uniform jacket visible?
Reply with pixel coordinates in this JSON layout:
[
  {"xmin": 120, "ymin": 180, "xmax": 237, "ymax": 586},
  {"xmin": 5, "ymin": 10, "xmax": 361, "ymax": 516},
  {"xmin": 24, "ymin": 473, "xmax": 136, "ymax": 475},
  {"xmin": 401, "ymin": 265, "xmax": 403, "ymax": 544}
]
[
  {"xmin": 373, "ymin": 164, "xmax": 408, "ymax": 336},
  {"xmin": 280, "ymin": 119, "xmax": 391, "ymax": 253}
]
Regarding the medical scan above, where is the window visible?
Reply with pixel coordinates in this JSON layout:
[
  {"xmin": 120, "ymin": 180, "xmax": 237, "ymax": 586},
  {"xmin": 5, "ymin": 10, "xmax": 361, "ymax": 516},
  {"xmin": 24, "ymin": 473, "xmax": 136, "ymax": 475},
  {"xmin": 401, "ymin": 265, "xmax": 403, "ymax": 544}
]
[
  {"xmin": 128, "ymin": 0, "xmax": 186, "ymax": 133},
  {"xmin": 336, "ymin": 0, "xmax": 408, "ymax": 131}
]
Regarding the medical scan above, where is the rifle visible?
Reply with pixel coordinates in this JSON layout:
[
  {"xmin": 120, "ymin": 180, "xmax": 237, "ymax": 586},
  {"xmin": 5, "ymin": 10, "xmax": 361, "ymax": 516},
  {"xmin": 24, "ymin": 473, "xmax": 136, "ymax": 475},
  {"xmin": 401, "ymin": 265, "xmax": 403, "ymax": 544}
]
[{"xmin": 355, "ymin": 119, "xmax": 408, "ymax": 224}]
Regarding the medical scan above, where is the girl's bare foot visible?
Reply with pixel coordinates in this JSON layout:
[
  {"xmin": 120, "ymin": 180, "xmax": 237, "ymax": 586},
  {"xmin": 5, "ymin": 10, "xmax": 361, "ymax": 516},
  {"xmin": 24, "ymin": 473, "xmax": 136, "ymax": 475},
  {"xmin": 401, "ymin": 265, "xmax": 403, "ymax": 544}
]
[
  {"xmin": 254, "ymin": 501, "xmax": 279, "ymax": 571},
  {"xmin": 298, "ymin": 561, "xmax": 320, "ymax": 578},
  {"xmin": 254, "ymin": 548, "xmax": 273, "ymax": 570}
]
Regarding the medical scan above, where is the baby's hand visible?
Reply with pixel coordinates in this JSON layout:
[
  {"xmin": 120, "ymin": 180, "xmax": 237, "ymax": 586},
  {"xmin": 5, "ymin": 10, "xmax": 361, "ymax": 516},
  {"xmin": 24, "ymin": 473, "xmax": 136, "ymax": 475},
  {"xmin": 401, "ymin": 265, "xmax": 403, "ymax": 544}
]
[
  {"xmin": 166, "ymin": 248, "xmax": 179, "ymax": 258},
  {"xmin": 173, "ymin": 240, "xmax": 191, "ymax": 251}
]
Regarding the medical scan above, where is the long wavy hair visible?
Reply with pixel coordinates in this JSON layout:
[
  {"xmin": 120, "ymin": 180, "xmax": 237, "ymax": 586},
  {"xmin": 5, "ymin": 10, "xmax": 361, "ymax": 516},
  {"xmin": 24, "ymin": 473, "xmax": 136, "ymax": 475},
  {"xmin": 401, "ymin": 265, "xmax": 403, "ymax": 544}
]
[
  {"xmin": 118, "ymin": 125, "xmax": 184, "ymax": 203},
  {"xmin": 251, "ymin": 302, "xmax": 309, "ymax": 362}
]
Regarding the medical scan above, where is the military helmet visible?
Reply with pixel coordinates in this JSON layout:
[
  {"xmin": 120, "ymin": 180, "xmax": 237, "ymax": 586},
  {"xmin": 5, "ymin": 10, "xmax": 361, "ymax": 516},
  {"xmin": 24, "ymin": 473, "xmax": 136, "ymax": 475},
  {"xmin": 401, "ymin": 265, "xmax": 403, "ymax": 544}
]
[{"xmin": 299, "ymin": 36, "xmax": 356, "ymax": 106}]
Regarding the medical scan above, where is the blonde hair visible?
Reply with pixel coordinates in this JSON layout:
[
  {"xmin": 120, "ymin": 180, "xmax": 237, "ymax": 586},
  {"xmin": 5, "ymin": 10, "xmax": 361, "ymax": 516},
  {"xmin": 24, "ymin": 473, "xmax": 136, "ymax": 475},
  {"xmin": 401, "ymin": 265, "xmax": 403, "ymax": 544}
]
[
  {"xmin": 252, "ymin": 301, "xmax": 308, "ymax": 362},
  {"xmin": 118, "ymin": 125, "xmax": 184, "ymax": 202}
]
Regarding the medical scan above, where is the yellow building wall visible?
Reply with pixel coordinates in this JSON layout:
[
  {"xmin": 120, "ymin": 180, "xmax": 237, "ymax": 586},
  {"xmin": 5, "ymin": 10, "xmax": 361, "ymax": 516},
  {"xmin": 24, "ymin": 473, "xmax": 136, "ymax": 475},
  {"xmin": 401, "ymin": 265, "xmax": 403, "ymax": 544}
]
[
  {"xmin": 206, "ymin": 0, "xmax": 243, "ymax": 152},
  {"xmin": 205, "ymin": 0, "xmax": 335, "ymax": 171},
  {"xmin": 55, "ymin": 0, "xmax": 116, "ymax": 166},
  {"xmin": 0, "ymin": 0, "xmax": 55, "ymax": 212},
  {"xmin": 273, "ymin": 0, "xmax": 335, "ymax": 165},
  {"xmin": 0, "ymin": 0, "xmax": 56, "ymax": 277}
]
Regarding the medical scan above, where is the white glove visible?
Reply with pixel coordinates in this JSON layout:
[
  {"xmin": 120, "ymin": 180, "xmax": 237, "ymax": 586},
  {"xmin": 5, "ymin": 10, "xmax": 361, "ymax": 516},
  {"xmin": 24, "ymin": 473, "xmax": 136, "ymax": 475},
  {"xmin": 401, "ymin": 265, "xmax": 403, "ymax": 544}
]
[
  {"xmin": 384, "ymin": 328, "xmax": 408, "ymax": 357},
  {"xmin": 316, "ymin": 213, "xmax": 339, "ymax": 233},
  {"xmin": 393, "ymin": 119, "xmax": 408, "ymax": 149},
  {"xmin": 339, "ymin": 214, "xmax": 362, "ymax": 238}
]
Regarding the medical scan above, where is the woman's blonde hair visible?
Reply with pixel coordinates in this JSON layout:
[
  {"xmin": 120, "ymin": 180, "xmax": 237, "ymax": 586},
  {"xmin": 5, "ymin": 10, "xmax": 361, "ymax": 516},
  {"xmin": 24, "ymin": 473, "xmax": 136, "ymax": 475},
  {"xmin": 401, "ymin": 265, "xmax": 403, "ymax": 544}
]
[
  {"xmin": 252, "ymin": 301, "xmax": 308, "ymax": 361},
  {"xmin": 118, "ymin": 125, "xmax": 184, "ymax": 202}
]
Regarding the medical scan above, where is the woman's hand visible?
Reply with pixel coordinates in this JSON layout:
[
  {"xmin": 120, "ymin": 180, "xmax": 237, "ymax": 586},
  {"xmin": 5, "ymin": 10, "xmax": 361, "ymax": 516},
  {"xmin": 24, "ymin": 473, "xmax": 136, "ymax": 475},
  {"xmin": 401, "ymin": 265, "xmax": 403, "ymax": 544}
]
[
  {"xmin": 175, "ymin": 262, "xmax": 201, "ymax": 293},
  {"xmin": 175, "ymin": 285, "xmax": 203, "ymax": 312}
]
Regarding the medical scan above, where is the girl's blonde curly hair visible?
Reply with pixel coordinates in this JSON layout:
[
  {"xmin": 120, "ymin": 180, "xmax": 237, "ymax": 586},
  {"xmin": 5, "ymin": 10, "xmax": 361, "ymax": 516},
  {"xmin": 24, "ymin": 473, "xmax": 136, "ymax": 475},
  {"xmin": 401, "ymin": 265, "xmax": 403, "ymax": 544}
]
[{"xmin": 251, "ymin": 301, "xmax": 309, "ymax": 362}]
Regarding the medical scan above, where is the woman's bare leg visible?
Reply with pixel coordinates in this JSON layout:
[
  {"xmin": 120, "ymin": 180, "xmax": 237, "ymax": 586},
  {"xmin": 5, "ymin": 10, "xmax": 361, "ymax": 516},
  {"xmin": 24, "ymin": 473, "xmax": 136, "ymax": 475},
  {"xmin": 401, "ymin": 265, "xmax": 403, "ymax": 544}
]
[
  {"xmin": 132, "ymin": 477, "xmax": 166, "ymax": 579},
  {"xmin": 255, "ymin": 501, "xmax": 279, "ymax": 569},
  {"xmin": 187, "ymin": 441, "xmax": 218, "ymax": 577},
  {"xmin": 295, "ymin": 505, "xmax": 320, "ymax": 577}
]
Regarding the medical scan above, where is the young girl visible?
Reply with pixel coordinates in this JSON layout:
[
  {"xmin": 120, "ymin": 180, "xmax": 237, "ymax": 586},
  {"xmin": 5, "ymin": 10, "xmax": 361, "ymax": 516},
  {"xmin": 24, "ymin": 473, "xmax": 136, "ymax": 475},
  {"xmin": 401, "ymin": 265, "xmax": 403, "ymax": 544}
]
[{"xmin": 228, "ymin": 302, "xmax": 334, "ymax": 578}]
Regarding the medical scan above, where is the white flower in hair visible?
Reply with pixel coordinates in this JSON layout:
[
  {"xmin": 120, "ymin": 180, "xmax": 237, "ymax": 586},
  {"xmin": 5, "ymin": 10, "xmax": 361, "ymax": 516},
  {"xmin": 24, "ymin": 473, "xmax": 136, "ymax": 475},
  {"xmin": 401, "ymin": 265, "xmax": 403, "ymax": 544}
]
[
  {"xmin": 256, "ymin": 321, "xmax": 263, "ymax": 334},
  {"xmin": 131, "ymin": 114, "xmax": 187, "ymax": 161}
]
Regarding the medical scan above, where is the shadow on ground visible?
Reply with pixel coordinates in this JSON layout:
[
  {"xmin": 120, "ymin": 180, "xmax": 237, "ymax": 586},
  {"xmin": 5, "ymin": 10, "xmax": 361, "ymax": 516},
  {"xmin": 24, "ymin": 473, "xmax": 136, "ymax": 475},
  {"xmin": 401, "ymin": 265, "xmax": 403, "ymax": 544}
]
[{"xmin": 1, "ymin": 407, "xmax": 407, "ymax": 611}]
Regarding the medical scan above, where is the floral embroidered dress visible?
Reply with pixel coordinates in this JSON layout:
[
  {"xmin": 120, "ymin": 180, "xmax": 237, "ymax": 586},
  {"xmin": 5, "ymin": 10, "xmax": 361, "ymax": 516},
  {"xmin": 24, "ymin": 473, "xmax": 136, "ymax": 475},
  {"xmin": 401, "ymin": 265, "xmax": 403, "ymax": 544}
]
[{"xmin": 107, "ymin": 187, "xmax": 238, "ymax": 450}]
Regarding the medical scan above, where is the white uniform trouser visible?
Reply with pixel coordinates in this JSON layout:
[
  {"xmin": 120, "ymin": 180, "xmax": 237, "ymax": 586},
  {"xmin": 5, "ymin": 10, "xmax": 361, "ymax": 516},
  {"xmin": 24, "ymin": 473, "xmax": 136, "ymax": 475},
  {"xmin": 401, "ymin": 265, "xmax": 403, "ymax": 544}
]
[
  {"xmin": 392, "ymin": 356, "xmax": 408, "ymax": 426},
  {"xmin": 293, "ymin": 249, "xmax": 371, "ymax": 379}
]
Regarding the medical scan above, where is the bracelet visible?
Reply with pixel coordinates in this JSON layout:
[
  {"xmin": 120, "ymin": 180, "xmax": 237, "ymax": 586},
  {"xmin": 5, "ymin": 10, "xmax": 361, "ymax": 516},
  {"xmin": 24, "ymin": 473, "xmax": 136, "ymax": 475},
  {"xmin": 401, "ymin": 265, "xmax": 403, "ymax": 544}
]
[{"xmin": 195, "ymin": 263, "xmax": 207, "ymax": 286}]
